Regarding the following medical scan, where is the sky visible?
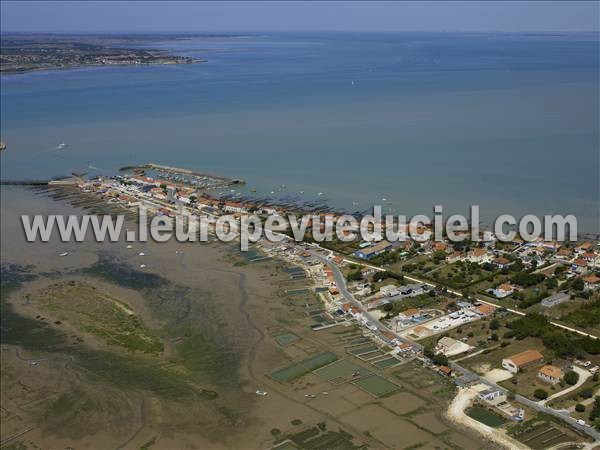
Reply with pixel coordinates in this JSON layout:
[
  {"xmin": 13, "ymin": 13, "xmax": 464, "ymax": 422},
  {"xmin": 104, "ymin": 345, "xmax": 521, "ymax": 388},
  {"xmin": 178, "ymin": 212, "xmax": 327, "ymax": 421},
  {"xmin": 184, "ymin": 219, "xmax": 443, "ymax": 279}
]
[{"xmin": 1, "ymin": 1, "xmax": 599, "ymax": 33}]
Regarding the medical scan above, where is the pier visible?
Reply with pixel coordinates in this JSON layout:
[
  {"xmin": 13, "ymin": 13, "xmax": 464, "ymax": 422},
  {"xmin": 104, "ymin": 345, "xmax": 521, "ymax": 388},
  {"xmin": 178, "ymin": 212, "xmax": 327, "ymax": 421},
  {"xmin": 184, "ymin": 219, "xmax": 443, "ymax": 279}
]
[
  {"xmin": 0, "ymin": 178, "xmax": 80, "ymax": 186},
  {"xmin": 0, "ymin": 179, "xmax": 53, "ymax": 186}
]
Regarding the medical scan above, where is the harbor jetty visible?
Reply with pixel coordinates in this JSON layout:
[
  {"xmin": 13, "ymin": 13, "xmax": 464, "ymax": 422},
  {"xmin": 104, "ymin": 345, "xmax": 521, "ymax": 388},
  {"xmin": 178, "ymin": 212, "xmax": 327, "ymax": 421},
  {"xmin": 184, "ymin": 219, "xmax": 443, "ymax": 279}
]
[{"xmin": 120, "ymin": 163, "xmax": 245, "ymax": 185}]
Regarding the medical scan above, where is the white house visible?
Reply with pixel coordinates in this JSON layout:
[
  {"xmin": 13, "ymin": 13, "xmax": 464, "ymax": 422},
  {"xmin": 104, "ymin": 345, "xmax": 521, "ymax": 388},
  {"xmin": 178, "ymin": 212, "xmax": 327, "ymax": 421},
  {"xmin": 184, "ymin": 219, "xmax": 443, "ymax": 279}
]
[
  {"xmin": 537, "ymin": 365, "xmax": 563, "ymax": 385},
  {"xmin": 380, "ymin": 285, "xmax": 399, "ymax": 297},
  {"xmin": 502, "ymin": 350, "xmax": 543, "ymax": 374},
  {"xmin": 468, "ymin": 248, "xmax": 493, "ymax": 264},
  {"xmin": 490, "ymin": 283, "xmax": 515, "ymax": 299},
  {"xmin": 583, "ymin": 274, "xmax": 600, "ymax": 290},
  {"xmin": 478, "ymin": 388, "xmax": 505, "ymax": 404}
]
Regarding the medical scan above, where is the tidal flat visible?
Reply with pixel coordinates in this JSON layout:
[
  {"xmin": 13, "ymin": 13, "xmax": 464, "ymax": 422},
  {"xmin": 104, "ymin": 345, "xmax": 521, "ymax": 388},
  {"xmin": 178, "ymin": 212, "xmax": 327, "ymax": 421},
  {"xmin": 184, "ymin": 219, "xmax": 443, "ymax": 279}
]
[{"xmin": 1, "ymin": 187, "xmax": 487, "ymax": 449}]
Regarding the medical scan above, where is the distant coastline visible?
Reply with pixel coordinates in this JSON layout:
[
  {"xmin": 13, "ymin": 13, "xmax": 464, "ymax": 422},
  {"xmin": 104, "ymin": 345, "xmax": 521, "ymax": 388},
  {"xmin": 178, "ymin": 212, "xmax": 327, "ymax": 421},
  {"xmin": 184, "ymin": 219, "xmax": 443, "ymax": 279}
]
[{"xmin": 0, "ymin": 33, "xmax": 210, "ymax": 74}]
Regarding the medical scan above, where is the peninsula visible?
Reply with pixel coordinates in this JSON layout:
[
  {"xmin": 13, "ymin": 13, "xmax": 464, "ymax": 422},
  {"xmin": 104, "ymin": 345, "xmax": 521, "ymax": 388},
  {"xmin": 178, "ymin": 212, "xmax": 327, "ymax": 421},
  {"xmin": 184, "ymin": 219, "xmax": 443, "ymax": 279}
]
[{"xmin": 0, "ymin": 34, "xmax": 206, "ymax": 74}]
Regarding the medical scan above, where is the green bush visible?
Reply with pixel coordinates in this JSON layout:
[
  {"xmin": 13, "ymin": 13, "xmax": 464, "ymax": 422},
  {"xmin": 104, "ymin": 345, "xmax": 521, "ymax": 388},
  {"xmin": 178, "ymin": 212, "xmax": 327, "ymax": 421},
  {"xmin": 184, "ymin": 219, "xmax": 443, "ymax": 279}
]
[
  {"xmin": 534, "ymin": 389, "xmax": 548, "ymax": 400},
  {"xmin": 580, "ymin": 388, "xmax": 594, "ymax": 399},
  {"xmin": 564, "ymin": 370, "xmax": 579, "ymax": 386}
]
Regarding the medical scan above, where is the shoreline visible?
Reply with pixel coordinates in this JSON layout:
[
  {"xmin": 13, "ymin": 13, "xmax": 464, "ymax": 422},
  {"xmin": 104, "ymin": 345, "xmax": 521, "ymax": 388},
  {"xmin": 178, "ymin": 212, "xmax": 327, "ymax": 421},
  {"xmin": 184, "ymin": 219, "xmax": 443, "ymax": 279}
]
[
  {"xmin": 0, "ymin": 185, "xmax": 490, "ymax": 449},
  {"xmin": 0, "ymin": 57, "xmax": 206, "ymax": 76}
]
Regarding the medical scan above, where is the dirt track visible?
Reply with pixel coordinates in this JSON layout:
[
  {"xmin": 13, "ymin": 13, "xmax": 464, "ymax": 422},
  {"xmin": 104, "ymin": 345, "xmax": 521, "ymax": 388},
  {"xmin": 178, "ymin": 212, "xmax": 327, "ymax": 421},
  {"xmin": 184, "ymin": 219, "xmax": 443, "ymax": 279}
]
[{"xmin": 446, "ymin": 387, "xmax": 529, "ymax": 450}]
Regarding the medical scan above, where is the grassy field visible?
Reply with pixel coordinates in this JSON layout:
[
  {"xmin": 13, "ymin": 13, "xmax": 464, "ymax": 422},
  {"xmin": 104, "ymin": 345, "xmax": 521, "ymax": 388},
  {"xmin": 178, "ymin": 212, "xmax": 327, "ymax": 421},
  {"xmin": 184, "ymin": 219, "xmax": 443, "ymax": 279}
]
[
  {"xmin": 271, "ymin": 352, "xmax": 338, "ymax": 382},
  {"xmin": 464, "ymin": 336, "xmax": 549, "ymax": 375},
  {"xmin": 547, "ymin": 376, "xmax": 600, "ymax": 410},
  {"xmin": 393, "ymin": 361, "xmax": 457, "ymax": 401},
  {"xmin": 352, "ymin": 375, "xmax": 399, "ymax": 398},
  {"xmin": 511, "ymin": 420, "xmax": 584, "ymax": 449},
  {"xmin": 275, "ymin": 333, "xmax": 301, "ymax": 346},
  {"xmin": 313, "ymin": 358, "xmax": 372, "ymax": 382},
  {"xmin": 31, "ymin": 281, "xmax": 164, "ymax": 354},
  {"xmin": 372, "ymin": 357, "xmax": 401, "ymax": 369}
]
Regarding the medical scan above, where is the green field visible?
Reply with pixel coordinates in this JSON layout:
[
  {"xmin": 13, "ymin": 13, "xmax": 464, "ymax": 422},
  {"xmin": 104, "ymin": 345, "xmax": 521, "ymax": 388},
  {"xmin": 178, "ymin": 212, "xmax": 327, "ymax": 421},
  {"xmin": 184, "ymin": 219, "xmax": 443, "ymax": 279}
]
[
  {"xmin": 271, "ymin": 352, "xmax": 338, "ymax": 382},
  {"xmin": 275, "ymin": 333, "xmax": 300, "ymax": 346},
  {"xmin": 513, "ymin": 423, "xmax": 576, "ymax": 449},
  {"xmin": 466, "ymin": 407, "xmax": 505, "ymax": 428},
  {"xmin": 31, "ymin": 281, "xmax": 163, "ymax": 354},
  {"xmin": 345, "ymin": 338, "xmax": 371, "ymax": 346},
  {"xmin": 313, "ymin": 359, "xmax": 373, "ymax": 382},
  {"xmin": 348, "ymin": 345, "xmax": 379, "ymax": 356},
  {"xmin": 285, "ymin": 288, "xmax": 310, "ymax": 296},
  {"xmin": 353, "ymin": 375, "xmax": 399, "ymax": 398},
  {"xmin": 373, "ymin": 357, "xmax": 401, "ymax": 369}
]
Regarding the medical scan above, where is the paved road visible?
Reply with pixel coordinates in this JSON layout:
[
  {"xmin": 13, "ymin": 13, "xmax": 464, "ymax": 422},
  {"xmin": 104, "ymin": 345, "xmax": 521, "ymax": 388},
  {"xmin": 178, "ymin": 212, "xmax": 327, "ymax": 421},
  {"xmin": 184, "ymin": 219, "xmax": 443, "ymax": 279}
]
[
  {"xmin": 447, "ymin": 361, "xmax": 600, "ymax": 441},
  {"xmin": 110, "ymin": 197, "xmax": 600, "ymax": 441},
  {"xmin": 312, "ymin": 248, "xmax": 600, "ymax": 442},
  {"xmin": 308, "ymin": 248, "xmax": 421, "ymax": 351},
  {"xmin": 337, "ymin": 255, "xmax": 599, "ymax": 340}
]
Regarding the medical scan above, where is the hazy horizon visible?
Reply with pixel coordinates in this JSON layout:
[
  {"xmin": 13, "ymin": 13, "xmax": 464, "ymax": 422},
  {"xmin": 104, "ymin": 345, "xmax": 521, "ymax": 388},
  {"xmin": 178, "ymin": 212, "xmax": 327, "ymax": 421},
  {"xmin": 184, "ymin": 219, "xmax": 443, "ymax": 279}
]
[{"xmin": 2, "ymin": 1, "xmax": 599, "ymax": 34}]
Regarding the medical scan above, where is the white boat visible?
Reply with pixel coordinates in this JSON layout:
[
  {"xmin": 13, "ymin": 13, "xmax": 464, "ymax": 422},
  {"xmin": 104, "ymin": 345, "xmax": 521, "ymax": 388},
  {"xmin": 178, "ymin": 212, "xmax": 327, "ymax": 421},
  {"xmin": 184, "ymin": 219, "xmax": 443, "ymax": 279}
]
[
  {"xmin": 59, "ymin": 252, "xmax": 69, "ymax": 257},
  {"xmin": 317, "ymin": 192, "xmax": 324, "ymax": 196},
  {"xmin": 138, "ymin": 252, "xmax": 145, "ymax": 256}
]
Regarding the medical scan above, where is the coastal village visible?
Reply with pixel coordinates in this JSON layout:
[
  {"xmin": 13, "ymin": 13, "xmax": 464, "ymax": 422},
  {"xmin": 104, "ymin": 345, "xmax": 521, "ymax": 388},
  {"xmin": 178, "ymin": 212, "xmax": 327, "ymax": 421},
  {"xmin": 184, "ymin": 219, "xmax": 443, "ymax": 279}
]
[
  {"xmin": 0, "ymin": 35, "xmax": 202, "ymax": 74},
  {"xmin": 40, "ymin": 166, "xmax": 600, "ymax": 448}
]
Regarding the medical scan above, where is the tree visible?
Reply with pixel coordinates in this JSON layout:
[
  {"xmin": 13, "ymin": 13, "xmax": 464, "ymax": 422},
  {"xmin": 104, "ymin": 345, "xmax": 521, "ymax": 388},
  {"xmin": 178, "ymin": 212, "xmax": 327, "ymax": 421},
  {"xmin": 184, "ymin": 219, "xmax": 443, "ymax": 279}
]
[
  {"xmin": 575, "ymin": 403, "xmax": 586, "ymax": 413},
  {"xmin": 589, "ymin": 396, "xmax": 600, "ymax": 421},
  {"xmin": 489, "ymin": 318, "xmax": 500, "ymax": 330},
  {"xmin": 572, "ymin": 278, "xmax": 585, "ymax": 291},
  {"xmin": 346, "ymin": 270, "xmax": 362, "ymax": 282},
  {"xmin": 431, "ymin": 353, "xmax": 448, "ymax": 366},
  {"xmin": 424, "ymin": 346, "xmax": 435, "ymax": 359},
  {"xmin": 534, "ymin": 389, "xmax": 548, "ymax": 400},
  {"xmin": 580, "ymin": 388, "xmax": 594, "ymax": 399},
  {"xmin": 554, "ymin": 265, "xmax": 567, "ymax": 276},
  {"xmin": 491, "ymin": 333, "xmax": 499, "ymax": 341},
  {"xmin": 510, "ymin": 260, "xmax": 524, "ymax": 272},
  {"xmin": 564, "ymin": 370, "xmax": 580, "ymax": 386},
  {"xmin": 511, "ymin": 272, "xmax": 545, "ymax": 287}
]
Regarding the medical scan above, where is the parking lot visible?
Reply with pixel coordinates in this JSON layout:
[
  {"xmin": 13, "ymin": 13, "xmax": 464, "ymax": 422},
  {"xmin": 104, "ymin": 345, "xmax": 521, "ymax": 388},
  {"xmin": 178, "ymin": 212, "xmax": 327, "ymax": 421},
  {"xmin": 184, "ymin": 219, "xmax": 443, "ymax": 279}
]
[{"xmin": 401, "ymin": 308, "xmax": 482, "ymax": 340}]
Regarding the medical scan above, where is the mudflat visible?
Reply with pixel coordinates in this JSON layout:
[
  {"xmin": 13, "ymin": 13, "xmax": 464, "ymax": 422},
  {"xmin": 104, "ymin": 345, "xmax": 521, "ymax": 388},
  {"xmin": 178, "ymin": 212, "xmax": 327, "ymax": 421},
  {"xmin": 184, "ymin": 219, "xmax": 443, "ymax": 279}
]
[{"xmin": 1, "ymin": 187, "xmax": 487, "ymax": 449}]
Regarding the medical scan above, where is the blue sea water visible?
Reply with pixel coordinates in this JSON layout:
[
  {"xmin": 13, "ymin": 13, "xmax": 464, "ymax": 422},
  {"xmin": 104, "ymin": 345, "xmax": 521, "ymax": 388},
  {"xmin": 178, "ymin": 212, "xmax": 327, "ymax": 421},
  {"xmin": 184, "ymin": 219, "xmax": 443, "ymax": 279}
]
[{"xmin": 1, "ymin": 32, "xmax": 598, "ymax": 232}]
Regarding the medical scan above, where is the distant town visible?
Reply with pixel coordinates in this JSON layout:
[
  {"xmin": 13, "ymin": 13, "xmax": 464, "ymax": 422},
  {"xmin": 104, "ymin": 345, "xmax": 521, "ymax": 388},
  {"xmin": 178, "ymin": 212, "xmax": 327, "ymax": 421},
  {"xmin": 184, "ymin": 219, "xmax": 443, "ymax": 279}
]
[{"xmin": 0, "ymin": 34, "xmax": 205, "ymax": 74}]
